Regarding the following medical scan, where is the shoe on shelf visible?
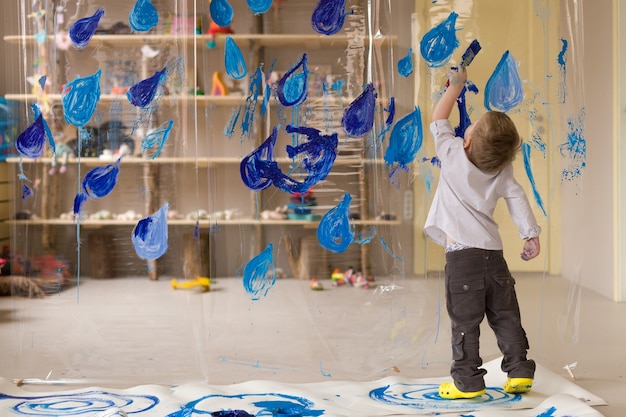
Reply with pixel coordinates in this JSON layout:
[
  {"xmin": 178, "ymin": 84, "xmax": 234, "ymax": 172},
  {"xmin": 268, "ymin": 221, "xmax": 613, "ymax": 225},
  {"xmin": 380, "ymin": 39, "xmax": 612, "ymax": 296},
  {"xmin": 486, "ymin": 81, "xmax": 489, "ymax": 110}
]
[
  {"xmin": 438, "ymin": 381, "xmax": 486, "ymax": 399},
  {"xmin": 503, "ymin": 377, "xmax": 533, "ymax": 394}
]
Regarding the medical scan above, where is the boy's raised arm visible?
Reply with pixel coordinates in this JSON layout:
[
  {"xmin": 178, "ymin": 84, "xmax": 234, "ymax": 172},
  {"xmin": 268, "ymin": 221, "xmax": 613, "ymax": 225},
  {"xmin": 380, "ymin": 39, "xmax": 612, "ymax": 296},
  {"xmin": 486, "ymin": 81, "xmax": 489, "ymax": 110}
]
[{"xmin": 432, "ymin": 66, "xmax": 467, "ymax": 122}]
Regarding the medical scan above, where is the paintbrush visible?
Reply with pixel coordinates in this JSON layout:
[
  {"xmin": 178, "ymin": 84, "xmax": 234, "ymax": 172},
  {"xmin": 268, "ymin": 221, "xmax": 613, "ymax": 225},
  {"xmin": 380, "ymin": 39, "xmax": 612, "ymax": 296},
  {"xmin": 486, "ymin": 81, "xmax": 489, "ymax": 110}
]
[{"xmin": 460, "ymin": 39, "xmax": 482, "ymax": 67}]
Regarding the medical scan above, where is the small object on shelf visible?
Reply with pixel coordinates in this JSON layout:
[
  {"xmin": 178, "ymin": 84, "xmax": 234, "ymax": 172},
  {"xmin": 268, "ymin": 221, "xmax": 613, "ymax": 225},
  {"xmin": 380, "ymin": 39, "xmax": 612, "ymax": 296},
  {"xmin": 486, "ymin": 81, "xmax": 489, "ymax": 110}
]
[
  {"xmin": 211, "ymin": 71, "xmax": 230, "ymax": 96},
  {"xmin": 171, "ymin": 276, "xmax": 210, "ymax": 291},
  {"xmin": 310, "ymin": 278, "xmax": 323, "ymax": 290},
  {"xmin": 206, "ymin": 19, "xmax": 234, "ymax": 49},
  {"xmin": 330, "ymin": 268, "xmax": 346, "ymax": 286}
]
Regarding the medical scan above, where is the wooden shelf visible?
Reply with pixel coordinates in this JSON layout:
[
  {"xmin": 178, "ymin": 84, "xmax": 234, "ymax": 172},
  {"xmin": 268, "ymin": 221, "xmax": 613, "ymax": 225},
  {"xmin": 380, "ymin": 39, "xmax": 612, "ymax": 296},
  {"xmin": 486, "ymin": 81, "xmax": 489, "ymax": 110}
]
[
  {"xmin": 3, "ymin": 33, "xmax": 397, "ymax": 49},
  {"xmin": 4, "ymin": 93, "xmax": 249, "ymax": 107},
  {"xmin": 5, "ymin": 218, "xmax": 401, "ymax": 227}
]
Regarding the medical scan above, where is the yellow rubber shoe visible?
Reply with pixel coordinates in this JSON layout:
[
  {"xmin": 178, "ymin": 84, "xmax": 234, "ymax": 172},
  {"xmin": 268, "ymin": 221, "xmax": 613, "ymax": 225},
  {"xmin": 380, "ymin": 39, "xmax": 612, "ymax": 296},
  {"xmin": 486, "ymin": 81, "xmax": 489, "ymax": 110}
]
[
  {"xmin": 503, "ymin": 377, "xmax": 533, "ymax": 394},
  {"xmin": 438, "ymin": 381, "xmax": 486, "ymax": 399}
]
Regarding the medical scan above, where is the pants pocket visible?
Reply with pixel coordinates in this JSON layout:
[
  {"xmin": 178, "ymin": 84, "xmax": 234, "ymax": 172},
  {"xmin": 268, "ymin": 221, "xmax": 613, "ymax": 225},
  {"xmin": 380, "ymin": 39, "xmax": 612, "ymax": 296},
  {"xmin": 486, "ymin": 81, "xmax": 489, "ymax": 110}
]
[{"xmin": 447, "ymin": 274, "xmax": 486, "ymax": 318}]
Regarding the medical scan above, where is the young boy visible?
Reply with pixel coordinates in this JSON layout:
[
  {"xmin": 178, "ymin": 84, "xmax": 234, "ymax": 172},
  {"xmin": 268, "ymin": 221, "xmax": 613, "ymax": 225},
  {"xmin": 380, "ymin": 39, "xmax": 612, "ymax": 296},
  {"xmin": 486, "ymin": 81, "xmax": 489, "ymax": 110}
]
[{"xmin": 424, "ymin": 65, "xmax": 541, "ymax": 399}]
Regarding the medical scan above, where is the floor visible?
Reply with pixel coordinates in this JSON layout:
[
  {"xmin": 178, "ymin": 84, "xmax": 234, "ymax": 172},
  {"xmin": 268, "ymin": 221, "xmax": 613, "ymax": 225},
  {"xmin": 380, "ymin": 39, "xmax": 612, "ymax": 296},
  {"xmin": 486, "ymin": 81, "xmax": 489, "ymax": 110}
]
[{"xmin": 0, "ymin": 272, "xmax": 624, "ymax": 416}]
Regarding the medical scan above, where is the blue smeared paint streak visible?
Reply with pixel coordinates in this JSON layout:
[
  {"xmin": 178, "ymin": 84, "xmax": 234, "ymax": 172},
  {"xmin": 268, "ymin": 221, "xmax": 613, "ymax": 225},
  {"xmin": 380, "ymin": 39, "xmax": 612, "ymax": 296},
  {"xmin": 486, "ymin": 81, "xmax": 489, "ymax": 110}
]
[
  {"xmin": 484, "ymin": 51, "xmax": 523, "ymax": 112},
  {"xmin": 420, "ymin": 12, "xmax": 459, "ymax": 68},
  {"xmin": 522, "ymin": 142, "xmax": 547, "ymax": 216},
  {"xmin": 531, "ymin": 132, "xmax": 547, "ymax": 155},
  {"xmin": 559, "ymin": 108, "xmax": 587, "ymax": 181},
  {"xmin": 384, "ymin": 107, "xmax": 423, "ymax": 167},
  {"xmin": 240, "ymin": 125, "xmax": 338, "ymax": 194},
  {"xmin": 165, "ymin": 393, "xmax": 322, "ymax": 417},
  {"xmin": 210, "ymin": 0, "xmax": 234, "ymax": 27},
  {"xmin": 277, "ymin": 54, "xmax": 309, "ymax": 107},
  {"xmin": 225, "ymin": 36, "xmax": 248, "ymax": 80},
  {"xmin": 398, "ymin": 48, "xmax": 413, "ymax": 77},
  {"xmin": 385, "ymin": 97, "xmax": 396, "ymax": 126},
  {"xmin": 380, "ymin": 237, "xmax": 403, "ymax": 263},
  {"xmin": 246, "ymin": 0, "xmax": 273, "ymax": 15},
  {"xmin": 16, "ymin": 104, "xmax": 54, "ymax": 159},
  {"xmin": 369, "ymin": 383, "xmax": 522, "ymax": 410},
  {"xmin": 242, "ymin": 243, "xmax": 276, "ymax": 300},
  {"xmin": 1, "ymin": 390, "xmax": 159, "ymax": 415},
  {"xmin": 537, "ymin": 406, "xmax": 557, "ymax": 417},
  {"xmin": 454, "ymin": 81, "xmax": 479, "ymax": 138},
  {"xmin": 311, "ymin": 0, "xmax": 346, "ymax": 35},
  {"xmin": 129, "ymin": 0, "xmax": 159, "ymax": 32},
  {"xmin": 342, "ymin": 82, "xmax": 376, "ymax": 137},
  {"xmin": 240, "ymin": 126, "xmax": 278, "ymax": 191},
  {"xmin": 317, "ymin": 193, "xmax": 353, "ymax": 253},
  {"xmin": 21, "ymin": 184, "xmax": 33, "ymax": 200},
  {"xmin": 226, "ymin": 65, "xmax": 263, "ymax": 139},
  {"xmin": 73, "ymin": 158, "xmax": 121, "ymax": 215},
  {"xmin": 261, "ymin": 59, "xmax": 276, "ymax": 116},
  {"xmin": 62, "ymin": 70, "xmax": 101, "ymax": 127},
  {"xmin": 132, "ymin": 203, "xmax": 168, "ymax": 262},
  {"xmin": 69, "ymin": 8, "xmax": 104, "ymax": 49},
  {"xmin": 557, "ymin": 38, "xmax": 568, "ymax": 103},
  {"xmin": 421, "ymin": 156, "xmax": 441, "ymax": 168},
  {"xmin": 142, "ymin": 119, "xmax": 173, "ymax": 159},
  {"xmin": 127, "ymin": 68, "xmax": 166, "ymax": 108}
]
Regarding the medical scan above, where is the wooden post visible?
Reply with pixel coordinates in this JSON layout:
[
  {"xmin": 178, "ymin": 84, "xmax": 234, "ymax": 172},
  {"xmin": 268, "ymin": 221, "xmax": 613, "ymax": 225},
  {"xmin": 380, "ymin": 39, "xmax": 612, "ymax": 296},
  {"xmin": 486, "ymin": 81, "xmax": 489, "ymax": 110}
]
[{"xmin": 89, "ymin": 233, "xmax": 115, "ymax": 278}]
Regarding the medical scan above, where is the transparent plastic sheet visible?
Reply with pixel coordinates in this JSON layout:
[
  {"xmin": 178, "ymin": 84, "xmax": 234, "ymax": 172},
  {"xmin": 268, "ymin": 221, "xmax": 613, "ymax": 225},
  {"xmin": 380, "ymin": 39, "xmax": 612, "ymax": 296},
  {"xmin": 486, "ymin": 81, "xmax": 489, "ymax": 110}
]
[{"xmin": 0, "ymin": 0, "xmax": 592, "ymax": 409}]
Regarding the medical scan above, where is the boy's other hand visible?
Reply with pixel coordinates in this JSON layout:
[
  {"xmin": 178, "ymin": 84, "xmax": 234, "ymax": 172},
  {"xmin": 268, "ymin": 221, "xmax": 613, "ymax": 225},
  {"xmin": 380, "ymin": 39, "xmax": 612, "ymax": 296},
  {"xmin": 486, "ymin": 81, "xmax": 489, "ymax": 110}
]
[
  {"xmin": 448, "ymin": 66, "xmax": 467, "ymax": 87},
  {"xmin": 520, "ymin": 237, "xmax": 540, "ymax": 261}
]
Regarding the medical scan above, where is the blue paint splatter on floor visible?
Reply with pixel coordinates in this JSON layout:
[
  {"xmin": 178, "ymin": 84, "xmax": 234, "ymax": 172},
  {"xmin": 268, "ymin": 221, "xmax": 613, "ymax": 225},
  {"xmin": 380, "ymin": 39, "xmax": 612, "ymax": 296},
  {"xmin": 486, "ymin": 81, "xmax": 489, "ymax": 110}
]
[
  {"xmin": 69, "ymin": 8, "xmax": 104, "ymax": 49},
  {"xmin": 311, "ymin": 0, "xmax": 347, "ymax": 35},
  {"xmin": 132, "ymin": 203, "xmax": 169, "ymax": 261}
]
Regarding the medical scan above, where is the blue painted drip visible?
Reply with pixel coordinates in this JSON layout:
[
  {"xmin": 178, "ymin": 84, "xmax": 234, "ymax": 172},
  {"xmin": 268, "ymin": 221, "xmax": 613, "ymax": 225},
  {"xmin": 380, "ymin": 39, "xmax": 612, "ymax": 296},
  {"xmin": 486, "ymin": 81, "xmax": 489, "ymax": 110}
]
[
  {"xmin": 129, "ymin": 0, "xmax": 159, "ymax": 32},
  {"xmin": 261, "ymin": 59, "xmax": 276, "ymax": 116},
  {"xmin": 210, "ymin": 0, "xmax": 234, "ymax": 27},
  {"xmin": 277, "ymin": 54, "xmax": 309, "ymax": 107},
  {"xmin": 420, "ymin": 12, "xmax": 459, "ymax": 68},
  {"xmin": 317, "ymin": 193, "xmax": 354, "ymax": 253},
  {"xmin": 62, "ymin": 70, "xmax": 102, "ymax": 127},
  {"xmin": 69, "ymin": 8, "xmax": 104, "ymax": 49},
  {"xmin": 384, "ymin": 107, "xmax": 423, "ymax": 166},
  {"xmin": 454, "ymin": 81, "xmax": 479, "ymax": 138},
  {"xmin": 342, "ymin": 82, "xmax": 376, "ymax": 137},
  {"xmin": 225, "ymin": 36, "xmax": 248, "ymax": 80},
  {"xmin": 557, "ymin": 38, "xmax": 568, "ymax": 103},
  {"xmin": 38, "ymin": 75, "xmax": 46, "ymax": 91},
  {"xmin": 141, "ymin": 119, "xmax": 173, "ymax": 159},
  {"xmin": 73, "ymin": 158, "xmax": 121, "ymax": 215},
  {"xmin": 16, "ymin": 104, "xmax": 53, "ymax": 159},
  {"xmin": 557, "ymin": 38, "xmax": 568, "ymax": 66},
  {"xmin": 484, "ymin": 50, "xmax": 523, "ymax": 112},
  {"xmin": 132, "ymin": 203, "xmax": 169, "ymax": 261},
  {"xmin": 242, "ymin": 243, "xmax": 276, "ymax": 300},
  {"xmin": 398, "ymin": 48, "xmax": 413, "ymax": 77},
  {"xmin": 311, "ymin": 0, "xmax": 346, "ymax": 35},
  {"xmin": 522, "ymin": 142, "xmax": 547, "ymax": 216},
  {"xmin": 127, "ymin": 68, "xmax": 166, "ymax": 108},
  {"xmin": 246, "ymin": 0, "xmax": 273, "ymax": 15},
  {"xmin": 241, "ymin": 65, "xmax": 263, "ymax": 137},
  {"xmin": 385, "ymin": 97, "xmax": 396, "ymax": 126}
]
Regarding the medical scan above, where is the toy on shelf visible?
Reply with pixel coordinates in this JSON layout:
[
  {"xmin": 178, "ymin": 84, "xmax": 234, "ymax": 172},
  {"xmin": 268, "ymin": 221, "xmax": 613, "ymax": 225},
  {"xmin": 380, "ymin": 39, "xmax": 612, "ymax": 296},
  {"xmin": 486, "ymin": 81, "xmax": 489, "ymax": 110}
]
[
  {"xmin": 206, "ymin": 20, "xmax": 234, "ymax": 49},
  {"xmin": 330, "ymin": 268, "xmax": 346, "ymax": 286},
  {"xmin": 287, "ymin": 190, "xmax": 320, "ymax": 221},
  {"xmin": 171, "ymin": 276, "xmax": 210, "ymax": 291}
]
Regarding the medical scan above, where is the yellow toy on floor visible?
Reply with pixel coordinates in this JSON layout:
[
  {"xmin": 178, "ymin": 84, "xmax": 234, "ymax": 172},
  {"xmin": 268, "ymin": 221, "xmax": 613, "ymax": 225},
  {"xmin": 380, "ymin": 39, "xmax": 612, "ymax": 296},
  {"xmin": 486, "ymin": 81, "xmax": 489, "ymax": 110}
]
[{"xmin": 171, "ymin": 276, "xmax": 210, "ymax": 291}]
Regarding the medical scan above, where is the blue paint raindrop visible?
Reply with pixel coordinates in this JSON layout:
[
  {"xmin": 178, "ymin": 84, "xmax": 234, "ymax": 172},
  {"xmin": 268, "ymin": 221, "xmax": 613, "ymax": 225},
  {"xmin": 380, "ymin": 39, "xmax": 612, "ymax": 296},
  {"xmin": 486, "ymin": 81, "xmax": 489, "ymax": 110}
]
[
  {"xmin": 318, "ymin": 193, "xmax": 354, "ymax": 253},
  {"xmin": 224, "ymin": 36, "xmax": 248, "ymax": 80},
  {"xmin": 62, "ymin": 70, "xmax": 102, "ymax": 127},
  {"xmin": 384, "ymin": 107, "xmax": 423, "ymax": 166},
  {"xmin": 419, "ymin": 12, "xmax": 458, "ymax": 68},
  {"xmin": 210, "ymin": 0, "xmax": 234, "ymax": 27},
  {"xmin": 311, "ymin": 0, "xmax": 346, "ymax": 35},
  {"xmin": 484, "ymin": 50, "xmax": 523, "ymax": 112},
  {"xmin": 129, "ymin": 0, "xmax": 159, "ymax": 32},
  {"xmin": 342, "ymin": 83, "xmax": 376, "ymax": 137},
  {"xmin": 132, "ymin": 203, "xmax": 169, "ymax": 261},
  {"xmin": 276, "ymin": 54, "xmax": 309, "ymax": 107},
  {"xmin": 69, "ymin": 8, "xmax": 104, "ymax": 49}
]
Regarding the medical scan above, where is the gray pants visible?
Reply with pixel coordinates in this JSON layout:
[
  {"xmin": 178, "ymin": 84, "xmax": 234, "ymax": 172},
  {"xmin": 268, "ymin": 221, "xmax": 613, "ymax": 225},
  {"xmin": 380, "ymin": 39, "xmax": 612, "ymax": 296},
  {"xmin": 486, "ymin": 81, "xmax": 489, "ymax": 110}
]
[{"xmin": 445, "ymin": 248, "xmax": 535, "ymax": 392}]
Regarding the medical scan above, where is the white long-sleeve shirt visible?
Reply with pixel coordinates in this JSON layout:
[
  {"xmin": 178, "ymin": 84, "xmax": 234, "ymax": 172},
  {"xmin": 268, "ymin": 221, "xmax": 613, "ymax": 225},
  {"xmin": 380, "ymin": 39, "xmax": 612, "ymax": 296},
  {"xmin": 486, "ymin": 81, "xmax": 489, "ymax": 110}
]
[{"xmin": 424, "ymin": 119, "xmax": 541, "ymax": 250}]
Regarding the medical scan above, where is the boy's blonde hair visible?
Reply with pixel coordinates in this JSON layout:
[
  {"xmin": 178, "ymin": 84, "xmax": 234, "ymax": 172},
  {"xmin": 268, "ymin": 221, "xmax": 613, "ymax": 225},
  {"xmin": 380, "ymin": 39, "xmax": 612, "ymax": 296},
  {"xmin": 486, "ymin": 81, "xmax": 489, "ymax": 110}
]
[{"xmin": 468, "ymin": 111, "xmax": 521, "ymax": 172}]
